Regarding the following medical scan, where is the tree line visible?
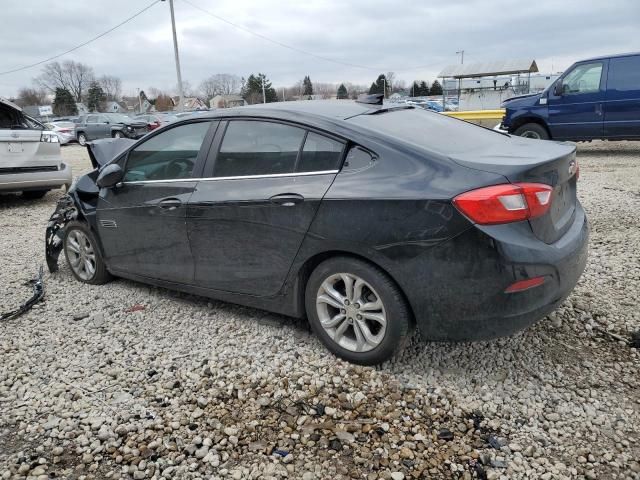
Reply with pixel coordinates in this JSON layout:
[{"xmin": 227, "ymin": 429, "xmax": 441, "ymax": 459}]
[{"xmin": 10, "ymin": 60, "xmax": 447, "ymax": 116}]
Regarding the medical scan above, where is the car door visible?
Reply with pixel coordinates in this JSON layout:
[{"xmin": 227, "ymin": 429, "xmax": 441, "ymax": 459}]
[
  {"xmin": 187, "ymin": 119, "xmax": 346, "ymax": 296},
  {"xmin": 547, "ymin": 60, "xmax": 607, "ymax": 140},
  {"xmin": 84, "ymin": 115, "xmax": 100, "ymax": 140},
  {"xmin": 604, "ymin": 55, "xmax": 640, "ymax": 139},
  {"xmin": 96, "ymin": 120, "xmax": 218, "ymax": 283}
]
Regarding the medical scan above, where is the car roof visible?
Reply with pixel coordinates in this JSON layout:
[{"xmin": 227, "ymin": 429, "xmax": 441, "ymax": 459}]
[
  {"xmin": 190, "ymin": 100, "xmax": 411, "ymax": 122},
  {"xmin": 578, "ymin": 51, "xmax": 640, "ymax": 63}
]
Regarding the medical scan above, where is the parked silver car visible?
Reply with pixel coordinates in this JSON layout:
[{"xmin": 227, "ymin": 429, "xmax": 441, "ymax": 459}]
[
  {"xmin": 0, "ymin": 98, "xmax": 72, "ymax": 198},
  {"xmin": 44, "ymin": 121, "xmax": 77, "ymax": 145}
]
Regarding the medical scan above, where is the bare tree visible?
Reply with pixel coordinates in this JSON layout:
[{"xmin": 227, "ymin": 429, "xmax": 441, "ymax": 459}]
[
  {"xmin": 385, "ymin": 71, "xmax": 396, "ymax": 93},
  {"xmin": 15, "ymin": 88, "xmax": 49, "ymax": 107},
  {"xmin": 199, "ymin": 74, "xmax": 242, "ymax": 99},
  {"xmin": 98, "ymin": 75, "xmax": 122, "ymax": 101},
  {"xmin": 35, "ymin": 61, "xmax": 95, "ymax": 102},
  {"xmin": 392, "ymin": 79, "xmax": 407, "ymax": 93}
]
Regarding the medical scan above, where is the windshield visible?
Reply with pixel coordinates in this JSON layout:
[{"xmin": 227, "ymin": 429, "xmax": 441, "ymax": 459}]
[{"xmin": 104, "ymin": 113, "xmax": 132, "ymax": 123}]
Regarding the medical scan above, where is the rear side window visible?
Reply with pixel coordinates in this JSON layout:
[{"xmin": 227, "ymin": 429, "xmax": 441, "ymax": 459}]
[
  {"xmin": 124, "ymin": 121, "xmax": 211, "ymax": 182},
  {"xmin": 608, "ymin": 56, "xmax": 640, "ymax": 92},
  {"xmin": 297, "ymin": 132, "xmax": 344, "ymax": 172},
  {"xmin": 214, "ymin": 120, "xmax": 305, "ymax": 177}
]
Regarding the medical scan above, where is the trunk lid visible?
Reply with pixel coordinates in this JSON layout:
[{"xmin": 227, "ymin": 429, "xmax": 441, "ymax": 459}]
[{"xmin": 450, "ymin": 137, "xmax": 578, "ymax": 244}]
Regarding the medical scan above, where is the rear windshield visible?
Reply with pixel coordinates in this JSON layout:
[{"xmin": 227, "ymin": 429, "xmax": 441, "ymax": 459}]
[
  {"xmin": 0, "ymin": 103, "xmax": 29, "ymax": 129},
  {"xmin": 348, "ymin": 108, "xmax": 507, "ymax": 155}
]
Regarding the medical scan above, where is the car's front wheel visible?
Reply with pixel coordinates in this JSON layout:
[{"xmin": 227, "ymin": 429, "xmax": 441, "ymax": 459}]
[
  {"xmin": 305, "ymin": 257, "xmax": 411, "ymax": 365},
  {"xmin": 113, "ymin": 131, "xmax": 124, "ymax": 138},
  {"xmin": 63, "ymin": 221, "xmax": 112, "ymax": 285},
  {"xmin": 514, "ymin": 123, "xmax": 550, "ymax": 140},
  {"xmin": 77, "ymin": 133, "xmax": 87, "ymax": 146}
]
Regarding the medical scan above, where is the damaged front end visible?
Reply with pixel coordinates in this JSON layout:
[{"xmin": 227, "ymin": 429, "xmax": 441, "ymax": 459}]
[
  {"xmin": 45, "ymin": 194, "xmax": 78, "ymax": 272},
  {"xmin": 45, "ymin": 138, "xmax": 133, "ymax": 273}
]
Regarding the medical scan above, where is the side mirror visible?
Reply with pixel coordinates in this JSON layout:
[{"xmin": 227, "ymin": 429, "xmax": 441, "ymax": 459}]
[
  {"xmin": 96, "ymin": 163, "xmax": 124, "ymax": 188},
  {"xmin": 553, "ymin": 81, "xmax": 564, "ymax": 96},
  {"xmin": 104, "ymin": 120, "xmax": 110, "ymax": 124}
]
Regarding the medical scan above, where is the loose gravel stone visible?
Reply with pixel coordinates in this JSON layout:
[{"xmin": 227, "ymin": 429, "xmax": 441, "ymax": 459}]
[{"xmin": 1, "ymin": 142, "xmax": 639, "ymax": 479}]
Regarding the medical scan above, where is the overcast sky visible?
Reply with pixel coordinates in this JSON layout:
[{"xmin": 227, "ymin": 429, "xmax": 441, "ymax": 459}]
[{"xmin": 1, "ymin": 0, "xmax": 639, "ymax": 98}]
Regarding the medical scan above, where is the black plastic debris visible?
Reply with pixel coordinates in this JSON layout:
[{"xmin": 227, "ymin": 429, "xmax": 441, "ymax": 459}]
[
  {"xmin": 0, "ymin": 267, "xmax": 44, "ymax": 321},
  {"xmin": 329, "ymin": 438, "xmax": 342, "ymax": 451},
  {"xmin": 437, "ymin": 428, "xmax": 454, "ymax": 441},
  {"xmin": 631, "ymin": 330, "xmax": 640, "ymax": 348}
]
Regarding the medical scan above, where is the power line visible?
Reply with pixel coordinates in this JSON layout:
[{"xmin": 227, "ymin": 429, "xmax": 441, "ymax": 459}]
[
  {"xmin": 180, "ymin": 0, "xmax": 440, "ymax": 75},
  {"xmin": 0, "ymin": 0, "xmax": 161, "ymax": 76}
]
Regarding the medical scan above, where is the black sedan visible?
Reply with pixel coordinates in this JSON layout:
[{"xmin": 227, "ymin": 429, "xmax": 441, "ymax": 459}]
[{"xmin": 45, "ymin": 96, "xmax": 588, "ymax": 365}]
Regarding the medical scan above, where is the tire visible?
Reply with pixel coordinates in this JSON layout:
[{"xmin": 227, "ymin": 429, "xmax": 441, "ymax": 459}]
[
  {"xmin": 22, "ymin": 190, "xmax": 48, "ymax": 199},
  {"xmin": 113, "ymin": 131, "xmax": 124, "ymax": 139},
  {"xmin": 514, "ymin": 123, "xmax": 550, "ymax": 140},
  {"xmin": 63, "ymin": 221, "xmax": 112, "ymax": 285},
  {"xmin": 77, "ymin": 133, "xmax": 87, "ymax": 146},
  {"xmin": 305, "ymin": 256, "xmax": 412, "ymax": 365}
]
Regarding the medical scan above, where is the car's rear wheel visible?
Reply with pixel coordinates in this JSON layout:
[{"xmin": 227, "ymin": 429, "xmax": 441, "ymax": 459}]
[
  {"xmin": 514, "ymin": 123, "xmax": 550, "ymax": 140},
  {"xmin": 77, "ymin": 133, "xmax": 87, "ymax": 146},
  {"xmin": 22, "ymin": 190, "xmax": 48, "ymax": 199},
  {"xmin": 305, "ymin": 257, "xmax": 411, "ymax": 365},
  {"xmin": 63, "ymin": 221, "xmax": 112, "ymax": 285}
]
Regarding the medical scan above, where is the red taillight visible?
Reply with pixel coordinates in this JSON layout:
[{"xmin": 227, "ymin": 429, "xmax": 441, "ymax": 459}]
[
  {"xmin": 505, "ymin": 276, "xmax": 546, "ymax": 293},
  {"xmin": 453, "ymin": 183, "xmax": 553, "ymax": 225}
]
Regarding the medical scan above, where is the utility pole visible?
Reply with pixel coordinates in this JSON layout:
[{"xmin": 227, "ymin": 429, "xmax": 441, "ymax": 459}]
[
  {"xmin": 382, "ymin": 77, "xmax": 386, "ymax": 99},
  {"xmin": 455, "ymin": 50, "xmax": 465, "ymax": 107},
  {"xmin": 282, "ymin": 87, "xmax": 285, "ymax": 102},
  {"xmin": 163, "ymin": 0, "xmax": 184, "ymax": 112},
  {"xmin": 137, "ymin": 87, "xmax": 142, "ymax": 114},
  {"xmin": 262, "ymin": 76, "xmax": 266, "ymax": 104}
]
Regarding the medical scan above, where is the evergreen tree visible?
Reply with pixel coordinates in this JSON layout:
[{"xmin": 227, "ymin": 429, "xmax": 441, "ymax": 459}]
[
  {"xmin": 368, "ymin": 74, "xmax": 390, "ymax": 97},
  {"xmin": 52, "ymin": 88, "xmax": 78, "ymax": 116},
  {"xmin": 302, "ymin": 75, "xmax": 313, "ymax": 97},
  {"xmin": 419, "ymin": 81, "xmax": 430, "ymax": 96},
  {"xmin": 409, "ymin": 81, "xmax": 420, "ymax": 97},
  {"xmin": 430, "ymin": 79, "xmax": 443, "ymax": 96},
  {"xmin": 86, "ymin": 81, "xmax": 107, "ymax": 112},
  {"xmin": 242, "ymin": 73, "xmax": 277, "ymax": 104},
  {"xmin": 336, "ymin": 84, "xmax": 348, "ymax": 99}
]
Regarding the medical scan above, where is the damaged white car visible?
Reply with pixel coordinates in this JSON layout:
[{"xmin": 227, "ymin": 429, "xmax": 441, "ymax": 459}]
[{"xmin": 0, "ymin": 98, "xmax": 72, "ymax": 198}]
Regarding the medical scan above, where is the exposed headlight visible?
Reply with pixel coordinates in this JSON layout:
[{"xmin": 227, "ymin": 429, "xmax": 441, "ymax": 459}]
[
  {"xmin": 126, "ymin": 126, "xmax": 133, "ymax": 131},
  {"xmin": 40, "ymin": 132, "xmax": 59, "ymax": 143}
]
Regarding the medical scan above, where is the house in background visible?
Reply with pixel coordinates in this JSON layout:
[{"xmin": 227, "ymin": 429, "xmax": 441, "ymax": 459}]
[
  {"xmin": 172, "ymin": 96, "xmax": 208, "ymax": 110},
  {"xmin": 209, "ymin": 94, "xmax": 246, "ymax": 109},
  {"xmin": 104, "ymin": 101, "xmax": 130, "ymax": 113}
]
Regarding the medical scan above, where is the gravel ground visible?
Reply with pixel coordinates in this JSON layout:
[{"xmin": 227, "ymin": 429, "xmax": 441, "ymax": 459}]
[{"xmin": 1, "ymin": 142, "xmax": 639, "ymax": 480}]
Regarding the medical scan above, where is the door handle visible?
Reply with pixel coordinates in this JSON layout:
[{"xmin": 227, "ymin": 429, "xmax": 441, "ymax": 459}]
[
  {"xmin": 158, "ymin": 198, "xmax": 182, "ymax": 210},
  {"xmin": 269, "ymin": 193, "xmax": 304, "ymax": 207},
  {"xmin": 595, "ymin": 103, "xmax": 603, "ymax": 116}
]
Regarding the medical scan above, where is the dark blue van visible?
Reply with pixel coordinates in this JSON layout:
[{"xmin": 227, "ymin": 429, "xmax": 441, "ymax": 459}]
[{"xmin": 500, "ymin": 52, "xmax": 640, "ymax": 141}]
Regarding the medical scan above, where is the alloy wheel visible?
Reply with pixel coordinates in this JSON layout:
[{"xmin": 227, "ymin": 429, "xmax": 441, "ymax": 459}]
[
  {"xmin": 316, "ymin": 273, "xmax": 387, "ymax": 352},
  {"xmin": 65, "ymin": 229, "xmax": 97, "ymax": 281}
]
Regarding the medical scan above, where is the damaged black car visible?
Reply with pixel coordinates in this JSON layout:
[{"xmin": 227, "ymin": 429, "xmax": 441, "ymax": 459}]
[{"xmin": 46, "ymin": 99, "xmax": 588, "ymax": 365}]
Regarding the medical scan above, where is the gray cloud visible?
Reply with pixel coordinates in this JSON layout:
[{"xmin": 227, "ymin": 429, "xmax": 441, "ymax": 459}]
[{"xmin": 1, "ymin": 0, "xmax": 639, "ymax": 97}]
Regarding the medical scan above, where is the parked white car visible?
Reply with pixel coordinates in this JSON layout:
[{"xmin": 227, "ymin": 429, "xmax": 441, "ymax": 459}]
[{"xmin": 0, "ymin": 98, "xmax": 72, "ymax": 198}]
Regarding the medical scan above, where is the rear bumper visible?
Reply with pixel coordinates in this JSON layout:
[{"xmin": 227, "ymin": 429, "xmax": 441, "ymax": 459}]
[
  {"xmin": 402, "ymin": 202, "xmax": 589, "ymax": 341},
  {"xmin": 0, "ymin": 162, "xmax": 73, "ymax": 193}
]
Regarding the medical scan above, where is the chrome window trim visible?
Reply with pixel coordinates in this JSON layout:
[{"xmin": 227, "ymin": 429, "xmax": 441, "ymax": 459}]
[{"xmin": 122, "ymin": 169, "xmax": 339, "ymax": 185}]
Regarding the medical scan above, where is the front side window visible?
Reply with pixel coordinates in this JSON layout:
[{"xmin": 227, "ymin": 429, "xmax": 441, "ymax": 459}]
[
  {"xmin": 123, "ymin": 121, "xmax": 211, "ymax": 182},
  {"xmin": 86, "ymin": 115, "xmax": 98, "ymax": 123},
  {"xmin": 214, "ymin": 120, "xmax": 305, "ymax": 177},
  {"xmin": 561, "ymin": 62, "xmax": 603, "ymax": 95},
  {"xmin": 297, "ymin": 132, "xmax": 344, "ymax": 172}
]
